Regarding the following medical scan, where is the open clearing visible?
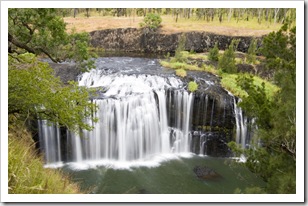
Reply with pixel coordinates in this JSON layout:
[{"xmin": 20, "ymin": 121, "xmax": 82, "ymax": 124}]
[{"xmin": 64, "ymin": 15, "xmax": 281, "ymax": 37}]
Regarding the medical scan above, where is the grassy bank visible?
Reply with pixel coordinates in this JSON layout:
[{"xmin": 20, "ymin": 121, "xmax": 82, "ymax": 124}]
[
  {"xmin": 8, "ymin": 124, "xmax": 82, "ymax": 194},
  {"xmin": 160, "ymin": 51, "xmax": 279, "ymax": 100}
]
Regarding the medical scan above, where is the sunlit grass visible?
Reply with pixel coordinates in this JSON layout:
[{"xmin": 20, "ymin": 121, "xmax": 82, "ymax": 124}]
[
  {"xmin": 161, "ymin": 51, "xmax": 279, "ymax": 100},
  {"xmin": 8, "ymin": 124, "xmax": 83, "ymax": 194},
  {"xmin": 160, "ymin": 60, "xmax": 202, "ymax": 71},
  {"xmin": 221, "ymin": 73, "xmax": 279, "ymax": 99},
  {"xmin": 64, "ymin": 14, "xmax": 282, "ymax": 36}
]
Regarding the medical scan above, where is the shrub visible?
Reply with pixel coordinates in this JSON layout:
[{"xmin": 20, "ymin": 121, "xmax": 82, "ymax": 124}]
[
  {"xmin": 246, "ymin": 38, "xmax": 257, "ymax": 64},
  {"xmin": 218, "ymin": 39, "xmax": 239, "ymax": 73},
  {"xmin": 208, "ymin": 42, "xmax": 219, "ymax": 61},
  {"xmin": 188, "ymin": 81, "xmax": 198, "ymax": 92},
  {"xmin": 139, "ymin": 13, "xmax": 162, "ymax": 29},
  {"xmin": 175, "ymin": 69, "xmax": 187, "ymax": 77},
  {"xmin": 174, "ymin": 34, "xmax": 187, "ymax": 63}
]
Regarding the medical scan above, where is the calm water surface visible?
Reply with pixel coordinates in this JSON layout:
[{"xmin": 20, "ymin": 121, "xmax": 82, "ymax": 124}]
[{"xmin": 62, "ymin": 155, "xmax": 265, "ymax": 194}]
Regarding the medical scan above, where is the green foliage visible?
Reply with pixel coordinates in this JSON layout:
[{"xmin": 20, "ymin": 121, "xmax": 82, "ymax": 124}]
[
  {"xmin": 208, "ymin": 42, "xmax": 219, "ymax": 61},
  {"xmin": 173, "ymin": 34, "xmax": 187, "ymax": 63},
  {"xmin": 236, "ymin": 74, "xmax": 272, "ymax": 129},
  {"xmin": 188, "ymin": 81, "xmax": 198, "ymax": 92},
  {"xmin": 175, "ymin": 69, "xmax": 187, "ymax": 77},
  {"xmin": 246, "ymin": 38, "xmax": 257, "ymax": 64},
  {"xmin": 139, "ymin": 13, "xmax": 162, "ymax": 29},
  {"xmin": 8, "ymin": 125, "xmax": 83, "ymax": 194},
  {"xmin": 8, "ymin": 8, "xmax": 94, "ymax": 71},
  {"xmin": 8, "ymin": 53, "xmax": 97, "ymax": 132},
  {"xmin": 232, "ymin": 23, "xmax": 296, "ymax": 194},
  {"xmin": 221, "ymin": 73, "xmax": 279, "ymax": 99},
  {"xmin": 218, "ymin": 39, "xmax": 239, "ymax": 73}
]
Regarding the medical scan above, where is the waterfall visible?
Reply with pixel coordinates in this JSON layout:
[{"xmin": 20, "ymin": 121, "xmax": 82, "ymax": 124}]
[
  {"xmin": 37, "ymin": 58, "xmax": 250, "ymax": 166},
  {"xmin": 233, "ymin": 98, "xmax": 248, "ymax": 149},
  {"xmin": 66, "ymin": 73, "xmax": 193, "ymax": 163},
  {"xmin": 38, "ymin": 120, "xmax": 62, "ymax": 164}
]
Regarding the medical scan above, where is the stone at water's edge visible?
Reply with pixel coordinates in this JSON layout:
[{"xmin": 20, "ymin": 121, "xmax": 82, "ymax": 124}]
[
  {"xmin": 193, "ymin": 166, "xmax": 222, "ymax": 180},
  {"xmin": 89, "ymin": 28, "xmax": 262, "ymax": 53}
]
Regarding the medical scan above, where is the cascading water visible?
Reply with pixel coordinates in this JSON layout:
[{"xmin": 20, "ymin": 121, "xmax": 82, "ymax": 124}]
[{"xmin": 37, "ymin": 57, "xmax": 250, "ymax": 167}]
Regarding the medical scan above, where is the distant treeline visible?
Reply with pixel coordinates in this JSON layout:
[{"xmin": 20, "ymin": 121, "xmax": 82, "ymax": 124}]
[{"xmin": 57, "ymin": 8, "xmax": 296, "ymax": 24}]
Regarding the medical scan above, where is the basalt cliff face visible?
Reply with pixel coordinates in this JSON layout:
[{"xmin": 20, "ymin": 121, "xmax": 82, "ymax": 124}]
[{"xmin": 90, "ymin": 28, "xmax": 262, "ymax": 53}]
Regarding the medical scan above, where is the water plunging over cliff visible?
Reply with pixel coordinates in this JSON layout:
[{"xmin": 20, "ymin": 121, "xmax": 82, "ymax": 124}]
[{"xmin": 38, "ymin": 57, "xmax": 249, "ymax": 168}]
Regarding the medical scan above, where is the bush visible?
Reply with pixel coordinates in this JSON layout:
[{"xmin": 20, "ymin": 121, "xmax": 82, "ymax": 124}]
[
  {"xmin": 218, "ymin": 39, "xmax": 239, "ymax": 73},
  {"xmin": 208, "ymin": 42, "xmax": 219, "ymax": 61},
  {"xmin": 139, "ymin": 13, "xmax": 162, "ymax": 29},
  {"xmin": 175, "ymin": 69, "xmax": 187, "ymax": 77},
  {"xmin": 188, "ymin": 81, "xmax": 198, "ymax": 92},
  {"xmin": 246, "ymin": 38, "xmax": 257, "ymax": 64},
  {"xmin": 174, "ymin": 34, "xmax": 187, "ymax": 63}
]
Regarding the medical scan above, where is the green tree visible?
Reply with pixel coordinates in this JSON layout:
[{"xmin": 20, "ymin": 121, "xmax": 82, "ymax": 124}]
[
  {"xmin": 246, "ymin": 38, "xmax": 257, "ymax": 64},
  {"xmin": 8, "ymin": 8, "xmax": 94, "ymax": 71},
  {"xmin": 208, "ymin": 42, "xmax": 219, "ymax": 62},
  {"xmin": 172, "ymin": 34, "xmax": 187, "ymax": 63},
  {"xmin": 232, "ymin": 23, "xmax": 296, "ymax": 193},
  {"xmin": 139, "ymin": 13, "xmax": 162, "ymax": 29},
  {"xmin": 218, "ymin": 39, "xmax": 238, "ymax": 73},
  {"xmin": 9, "ymin": 53, "xmax": 97, "ymax": 132}
]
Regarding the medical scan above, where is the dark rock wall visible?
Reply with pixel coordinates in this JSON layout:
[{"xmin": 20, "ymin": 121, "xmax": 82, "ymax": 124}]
[{"xmin": 90, "ymin": 28, "xmax": 263, "ymax": 53}]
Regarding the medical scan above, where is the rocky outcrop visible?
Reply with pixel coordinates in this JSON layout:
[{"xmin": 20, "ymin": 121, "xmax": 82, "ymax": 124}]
[
  {"xmin": 193, "ymin": 166, "xmax": 222, "ymax": 180},
  {"xmin": 49, "ymin": 62, "xmax": 79, "ymax": 83},
  {"xmin": 90, "ymin": 28, "xmax": 262, "ymax": 54}
]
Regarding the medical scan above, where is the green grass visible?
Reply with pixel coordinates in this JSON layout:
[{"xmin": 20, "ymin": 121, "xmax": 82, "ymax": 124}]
[
  {"xmin": 221, "ymin": 73, "xmax": 279, "ymax": 99},
  {"xmin": 161, "ymin": 51, "xmax": 279, "ymax": 100},
  {"xmin": 181, "ymin": 51, "xmax": 209, "ymax": 61},
  {"xmin": 160, "ymin": 59, "xmax": 203, "ymax": 71},
  {"xmin": 175, "ymin": 69, "xmax": 187, "ymax": 77},
  {"xmin": 188, "ymin": 81, "xmax": 198, "ymax": 92},
  {"xmin": 8, "ymin": 124, "xmax": 83, "ymax": 194}
]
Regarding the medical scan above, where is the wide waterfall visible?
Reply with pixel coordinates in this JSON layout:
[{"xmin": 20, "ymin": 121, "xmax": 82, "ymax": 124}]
[{"xmin": 38, "ymin": 57, "xmax": 249, "ymax": 168}]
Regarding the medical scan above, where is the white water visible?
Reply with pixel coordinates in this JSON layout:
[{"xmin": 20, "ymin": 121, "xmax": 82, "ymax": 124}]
[
  {"xmin": 233, "ymin": 98, "xmax": 248, "ymax": 148},
  {"xmin": 67, "ymin": 73, "xmax": 194, "ymax": 163},
  {"xmin": 38, "ymin": 120, "xmax": 62, "ymax": 164},
  {"xmin": 38, "ymin": 63, "xmax": 249, "ymax": 168}
]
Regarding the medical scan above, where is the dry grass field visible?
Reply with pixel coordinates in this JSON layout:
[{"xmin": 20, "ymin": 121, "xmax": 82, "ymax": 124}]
[{"xmin": 64, "ymin": 15, "xmax": 282, "ymax": 37}]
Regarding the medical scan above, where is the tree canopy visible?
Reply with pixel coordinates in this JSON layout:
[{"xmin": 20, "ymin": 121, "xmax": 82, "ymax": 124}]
[
  {"xmin": 232, "ymin": 23, "xmax": 296, "ymax": 193},
  {"xmin": 8, "ymin": 8, "xmax": 97, "ymax": 132},
  {"xmin": 8, "ymin": 8, "xmax": 94, "ymax": 71},
  {"xmin": 9, "ymin": 53, "xmax": 97, "ymax": 132}
]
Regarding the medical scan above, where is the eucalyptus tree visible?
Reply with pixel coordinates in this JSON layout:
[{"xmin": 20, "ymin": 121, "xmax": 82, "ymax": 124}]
[
  {"xmin": 8, "ymin": 8, "xmax": 94, "ymax": 71},
  {"xmin": 8, "ymin": 8, "xmax": 97, "ymax": 132}
]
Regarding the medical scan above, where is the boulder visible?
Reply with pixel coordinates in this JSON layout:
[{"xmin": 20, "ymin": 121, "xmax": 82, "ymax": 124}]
[{"xmin": 193, "ymin": 166, "xmax": 222, "ymax": 180}]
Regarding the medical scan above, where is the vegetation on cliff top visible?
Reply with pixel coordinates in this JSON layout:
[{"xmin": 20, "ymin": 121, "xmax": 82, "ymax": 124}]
[{"xmin": 62, "ymin": 8, "xmax": 295, "ymax": 36}]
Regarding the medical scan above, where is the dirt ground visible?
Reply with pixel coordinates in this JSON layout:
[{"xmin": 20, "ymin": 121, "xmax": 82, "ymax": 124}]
[{"xmin": 64, "ymin": 16, "xmax": 276, "ymax": 37}]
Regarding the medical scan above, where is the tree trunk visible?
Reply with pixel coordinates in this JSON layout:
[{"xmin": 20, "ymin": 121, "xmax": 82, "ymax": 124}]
[
  {"xmin": 85, "ymin": 8, "xmax": 90, "ymax": 18},
  {"xmin": 274, "ymin": 8, "xmax": 280, "ymax": 24},
  {"xmin": 73, "ymin": 8, "xmax": 78, "ymax": 18},
  {"xmin": 228, "ymin": 8, "xmax": 232, "ymax": 22},
  {"xmin": 257, "ymin": 8, "xmax": 262, "ymax": 24}
]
